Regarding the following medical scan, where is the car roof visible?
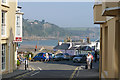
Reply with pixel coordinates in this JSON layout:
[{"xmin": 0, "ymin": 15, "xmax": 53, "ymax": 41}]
[{"xmin": 38, "ymin": 53, "xmax": 45, "ymax": 54}]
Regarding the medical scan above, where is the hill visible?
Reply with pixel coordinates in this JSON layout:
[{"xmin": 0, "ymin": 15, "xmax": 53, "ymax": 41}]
[
  {"xmin": 22, "ymin": 18, "xmax": 100, "ymax": 41},
  {"xmin": 64, "ymin": 27, "xmax": 100, "ymax": 40},
  {"xmin": 22, "ymin": 19, "xmax": 71, "ymax": 37}
]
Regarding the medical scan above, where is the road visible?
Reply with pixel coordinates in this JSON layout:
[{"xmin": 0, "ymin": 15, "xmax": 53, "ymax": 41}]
[{"xmin": 12, "ymin": 60, "xmax": 99, "ymax": 80}]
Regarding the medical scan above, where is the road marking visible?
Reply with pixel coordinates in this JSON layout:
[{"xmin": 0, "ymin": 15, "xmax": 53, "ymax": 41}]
[
  {"xmin": 38, "ymin": 67, "xmax": 42, "ymax": 70},
  {"xmin": 31, "ymin": 71, "xmax": 40, "ymax": 76},
  {"xmin": 69, "ymin": 67, "xmax": 79, "ymax": 80},
  {"xmin": 30, "ymin": 66, "xmax": 36, "ymax": 70},
  {"xmin": 15, "ymin": 71, "xmax": 34, "ymax": 79},
  {"xmin": 79, "ymin": 66, "xmax": 83, "ymax": 70},
  {"xmin": 15, "ymin": 66, "xmax": 35, "ymax": 79}
]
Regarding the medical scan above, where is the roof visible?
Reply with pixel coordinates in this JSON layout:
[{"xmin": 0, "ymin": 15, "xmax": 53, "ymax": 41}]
[
  {"xmin": 69, "ymin": 47, "xmax": 77, "ymax": 50},
  {"xmin": 73, "ymin": 42, "xmax": 90, "ymax": 46},
  {"xmin": 96, "ymin": 39, "xmax": 100, "ymax": 42},
  {"xmin": 53, "ymin": 43, "xmax": 70, "ymax": 50},
  {"xmin": 77, "ymin": 46, "xmax": 92, "ymax": 51}
]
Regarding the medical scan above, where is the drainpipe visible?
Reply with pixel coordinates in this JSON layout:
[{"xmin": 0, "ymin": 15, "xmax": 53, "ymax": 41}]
[
  {"xmin": 16, "ymin": 45, "xmax": 18, "ymax": 69},
  {"xmin": 8, "ymin": 42, "xmax": 11, "ymax": 73}
]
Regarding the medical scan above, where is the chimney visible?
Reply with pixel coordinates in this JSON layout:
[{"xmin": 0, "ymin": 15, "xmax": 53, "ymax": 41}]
[
  {"xmin": 87, "ymin": 37, "xmax": 90, "ymax": 43},
  {"xmin": 80, "ymin": 39, "xmax": 83, "ymax": 43}
]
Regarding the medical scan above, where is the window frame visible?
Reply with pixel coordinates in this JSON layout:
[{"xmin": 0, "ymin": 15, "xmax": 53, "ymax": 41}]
[
  {"xmin": 1, "ymin": 44, "xmax": 6, "ymax": 71},
  {"xmin": 15, "ymin": 14, "xmax": 22, "ymax": 37},
  {"xmin": 1, "ymin": 11, "xmax": 7, "ymax": 37},
  {"xmin": 2, "ymin": 0, "xmax": 7, "ymax": 5}
]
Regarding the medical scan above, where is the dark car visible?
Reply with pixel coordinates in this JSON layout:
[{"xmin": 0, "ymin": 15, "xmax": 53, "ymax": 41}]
[
  {"xmin": 73, "ymin": 54, "xmax": 87, "ymax": 63},
  {"xmin": 32, "ymin": 53, "xmax": 51, "ymax": 61}
]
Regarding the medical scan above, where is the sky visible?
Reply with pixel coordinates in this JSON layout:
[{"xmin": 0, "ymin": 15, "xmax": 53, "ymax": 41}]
[{"xmin": 20, "ymin": 2, "xmax": 99, "ymax": 27}]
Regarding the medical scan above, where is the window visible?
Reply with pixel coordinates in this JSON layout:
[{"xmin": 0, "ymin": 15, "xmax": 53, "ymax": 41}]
[
  {"xmin": 1, "ymin": 11, "xmax": 6, "ymax": 36},
  {"xmin": 2, "ymin": 0, "xmax": 6, "ymax": 4},
  {"xmin": 2, "ymin": 44, "xmax": 6, "ymax": 70},
  {"xmin": 16, "ymin": 15, "xmax": 21, "ymax": 36}
]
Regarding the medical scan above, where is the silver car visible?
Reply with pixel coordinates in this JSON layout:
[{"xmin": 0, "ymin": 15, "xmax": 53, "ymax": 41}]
[
  {"xmin": 54, "ymin": 53, "xmax": 64, "ymax": 61},
  {"xmin": 54, "ymin": 53, "xmax": 70, "ymax": 61},
  {"xmin": 73, "ymin": 54, "xmax": 87, "ymax": 63}
]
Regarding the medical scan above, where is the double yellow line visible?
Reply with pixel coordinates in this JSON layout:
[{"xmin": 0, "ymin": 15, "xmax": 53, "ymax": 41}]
[
  {"xmin": 14, "ymin": 66, "xmax": 35, "ymax": 79},
  {"xmin": 69, "ymin": 67, "xmax": 79, "ymax": 80}
]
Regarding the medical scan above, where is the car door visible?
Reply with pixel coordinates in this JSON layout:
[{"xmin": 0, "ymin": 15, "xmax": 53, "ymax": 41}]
[
  {"xmin": 35, "ymin": 54, "xmax": 39, "ymax": 60},
  {"xmin": 38, "ymin": 53, "xmax": 43, "ymax": 60},
  {"xmin": 81, "ymin": 55, "xmax": 87, "ymax": 62}
]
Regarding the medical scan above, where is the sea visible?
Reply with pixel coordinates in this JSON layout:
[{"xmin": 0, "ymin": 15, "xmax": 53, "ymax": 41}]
[
  {"xmin": 21, "ymin": 38, "xmax": 97, "ymax": 46},
  {"xmin": 21, "ymin": 40, "xmax": 59, "ymax": 46}
]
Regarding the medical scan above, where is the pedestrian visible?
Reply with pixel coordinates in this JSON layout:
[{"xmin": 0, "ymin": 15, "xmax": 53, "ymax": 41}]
[
  {"xmin": 90, "ymin": 53, "xmax": 93, "ymax": 69},
  {"xmin": 45, "ymin": 53, "xmax": 49, "ymax": 62},
  {"xmin": 87, "ymin": 52, "xmax": 91, "ymax": 69},
  {"xmin": 95, "ymin": 50, "xmax": 97, "ymax": 62},
  {"xmin": 52, "ymin": 53, "xmax": 55, "ymax": 61},
  {"xmin": 35, "ymin": 45, "xmax": 37, "ymax": 52}
]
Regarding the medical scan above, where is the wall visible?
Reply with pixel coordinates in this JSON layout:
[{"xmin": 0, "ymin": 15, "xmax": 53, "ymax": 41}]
[
  {"xmin": 0, "ymin": 0, "xmax": 17, "ymax": 74},
  {"xmin": 101, "ymin": 16, "xmax": 120, "ymax": 78}
]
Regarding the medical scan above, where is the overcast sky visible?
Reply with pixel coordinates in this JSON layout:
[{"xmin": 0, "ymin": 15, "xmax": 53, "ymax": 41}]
[{"xmin": 20, "ymin": 2, "xmax": 99, "ymax": 27}]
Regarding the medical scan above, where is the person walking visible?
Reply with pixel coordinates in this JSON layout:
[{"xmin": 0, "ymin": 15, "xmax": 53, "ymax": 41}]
[
  {"xmin": 45, "ymin": 53, "xmax": 49, "ymax": 62},
  {"xmin": 95, "ymin": 50, "xmax": 97, "ymax": 62},
  {"xmin": 90, "ymin": 53, "xmax": 93, "ymax": 69},
  {"xmin": 87, "ymin": 52, "xmax": 91, "ymax": 69}
]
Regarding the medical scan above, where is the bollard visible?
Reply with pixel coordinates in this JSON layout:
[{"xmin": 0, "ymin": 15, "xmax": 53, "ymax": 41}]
[
  {"xmin": 25, "ymin": 59, "xmax": 27, "ymax": 70},
  {"xmin": 27, "ymin": 59, "xmax": 29, "ymax": 68}
]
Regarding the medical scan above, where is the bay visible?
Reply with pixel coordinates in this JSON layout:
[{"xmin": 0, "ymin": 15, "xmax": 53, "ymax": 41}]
[{"xmin": 21, "ymin": 40, "xmax": 59, "ymax": 46}]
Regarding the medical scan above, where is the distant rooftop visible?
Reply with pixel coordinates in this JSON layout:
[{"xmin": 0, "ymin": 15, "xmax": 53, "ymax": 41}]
[{"xmin": 53, "ymin": 43, "xmax": 70, "ymax": 50}]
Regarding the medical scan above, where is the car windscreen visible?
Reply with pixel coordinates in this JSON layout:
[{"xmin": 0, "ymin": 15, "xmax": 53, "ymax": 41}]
[
  {"xmin": 38, "ymin": 53, "xmax": 43, "ymax": 56},
  {"xmin": 56, "ymin": 53, "xmax": 63, "ymax": 56},
  {"xmin": 64, "ymin": 53, "xmax": 69, "ymax": 55},
  {"xmin": 76, "ymin": 55, "xmax": 83, "ymax": 57}
]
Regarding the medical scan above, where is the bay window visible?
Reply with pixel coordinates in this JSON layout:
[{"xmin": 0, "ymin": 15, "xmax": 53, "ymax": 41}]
[
  {"xmin": 1, "ymin": 11, "xmax": 6, "ymax": 37},
  {"xmin": 16, "ymin": 15, "xmax": 21, "ymax": 36},
  {"xmin": 2, "ymin": 44, "xmax": 6, "ymax": 70},
  {"xmin": 2, "ymin": 0, "xmax": 7, "ymax": 4}
]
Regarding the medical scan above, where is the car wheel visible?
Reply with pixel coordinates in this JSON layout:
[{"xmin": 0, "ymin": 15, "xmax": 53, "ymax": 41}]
[
  {"xmin": 74, "ymin": 59, "xmax": 78, "ymax": 63},
  {"xmin": 73, "ymin": 61, "xmax": 75, "ymax": 63},
  {"xmin": 67, "ymin": 59, "xmax": 70, "ymax": 61},
  {"xmin": 60, "ymin": 58, "xmax": 63, "ymax": 61},
  {"xmin": 33, "ymin": 59, "xmax": 36, "ymax": 62}
]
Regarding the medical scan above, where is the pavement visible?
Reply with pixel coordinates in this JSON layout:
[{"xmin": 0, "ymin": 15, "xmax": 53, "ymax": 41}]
[
  {"xmin": 1, "ymin": 60, "xmax": 99, "ymax": 80},
  {"xmin": 2, "ymin": 63, "xmax": 33, "ymax": 80},
  {"xmin": 72, "ymin": 61, "xmax": 99, "ymax": 79}
]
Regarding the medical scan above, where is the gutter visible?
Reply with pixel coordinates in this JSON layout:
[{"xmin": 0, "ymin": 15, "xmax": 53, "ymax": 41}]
[{"xmin": 102, "ymin": 7, "xmax": 120, "ymax": 16}]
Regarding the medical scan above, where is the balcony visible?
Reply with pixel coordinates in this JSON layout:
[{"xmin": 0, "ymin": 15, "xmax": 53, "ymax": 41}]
[
  {"xmin": 102, "ymin": 2, "xmax": 120, "ymax": 16},
  {"xmin": 94, "ymin": 3, "xmax": 106, "ymax": 24}
]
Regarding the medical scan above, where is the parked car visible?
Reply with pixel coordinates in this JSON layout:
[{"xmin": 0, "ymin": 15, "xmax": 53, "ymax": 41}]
[
  {"xmin": 54, "ymin": 53, "xmax": 71, "ymax": 61},
  {"xmin": 32, "ymin": 53, "xmax": 52, "ymax": 61},
  {"xmin": 73, "ymin": 54, "xmax": 87, "ymax": 63},
  {"xmin": 54, "ymin": 53, "xmax": 64, "ymax": 61},
  {"xmin": 63, "ymin": 53, "xmax": 70, "ymax": 60}
]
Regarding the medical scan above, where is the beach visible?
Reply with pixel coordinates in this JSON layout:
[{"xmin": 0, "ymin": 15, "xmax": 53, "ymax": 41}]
[{"xmin": 18, "ymin": 44, "xmax": 54, "ymax": 52}]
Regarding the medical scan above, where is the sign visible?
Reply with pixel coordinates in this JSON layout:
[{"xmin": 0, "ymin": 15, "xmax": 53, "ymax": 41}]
[
  {"xmin": 15, "ymin": 37, "xmax": 22, "ymax": 42},
  {"xmin": 15, "ymin": 14, "xmax": 22, "ymax": 42}
]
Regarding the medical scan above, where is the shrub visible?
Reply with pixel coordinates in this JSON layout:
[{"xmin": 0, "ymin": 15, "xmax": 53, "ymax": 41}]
[{"xmin": 17, "ymin": 60, "xmax": 20, "ymax": 66}]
